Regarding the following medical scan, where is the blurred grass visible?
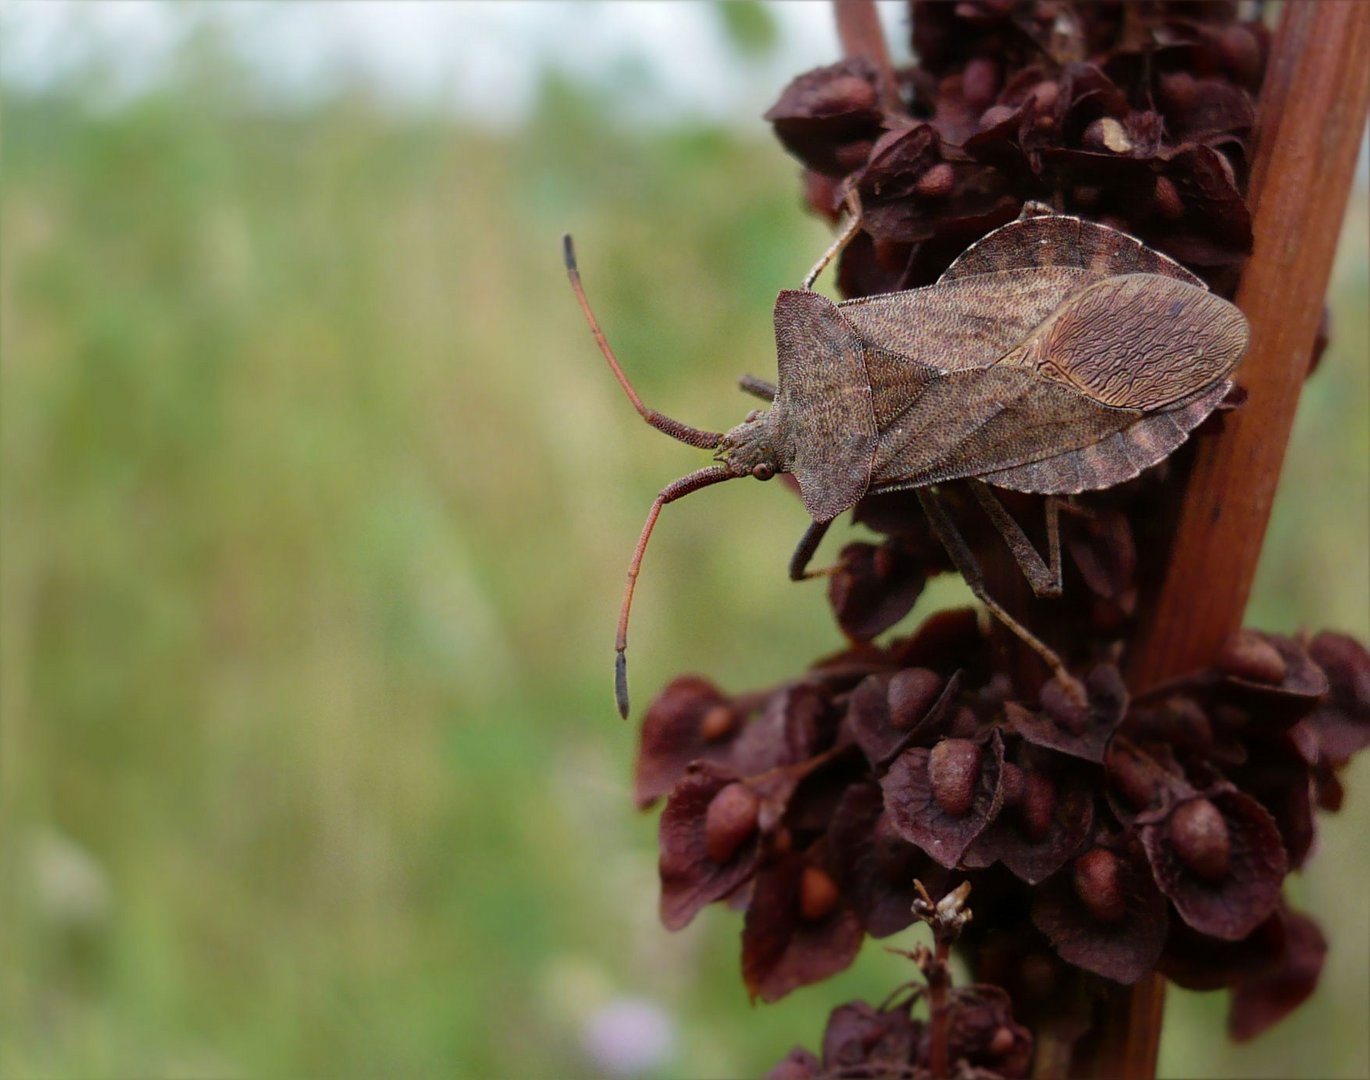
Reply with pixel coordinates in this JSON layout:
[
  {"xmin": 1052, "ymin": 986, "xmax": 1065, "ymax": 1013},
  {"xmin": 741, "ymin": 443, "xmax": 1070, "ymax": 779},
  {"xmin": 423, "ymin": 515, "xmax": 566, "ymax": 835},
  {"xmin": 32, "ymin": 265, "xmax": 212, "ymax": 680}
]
[{"xmin": 1, "ymin": 20, "xmax": 1366, "ymax": 1080}]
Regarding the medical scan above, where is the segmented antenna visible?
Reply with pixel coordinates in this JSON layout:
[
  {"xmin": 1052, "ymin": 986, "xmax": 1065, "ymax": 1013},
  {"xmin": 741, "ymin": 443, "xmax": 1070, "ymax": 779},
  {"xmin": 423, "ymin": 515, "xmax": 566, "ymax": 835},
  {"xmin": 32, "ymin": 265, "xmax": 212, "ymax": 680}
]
[
  {"xmin": 563, "ymin": 235, "xmax": 737, "ymax": 717},
  {"xmin": 563, "ymin": 235, "xmax": 724, "ymax": 450}
]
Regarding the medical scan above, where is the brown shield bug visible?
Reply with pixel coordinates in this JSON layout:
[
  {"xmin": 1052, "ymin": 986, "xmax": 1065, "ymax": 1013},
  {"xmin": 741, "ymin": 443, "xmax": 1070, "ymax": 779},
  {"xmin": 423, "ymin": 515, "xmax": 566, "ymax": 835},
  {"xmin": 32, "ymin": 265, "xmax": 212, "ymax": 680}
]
[{"xmin": 564, "ymin": 199, "xmax": 1249, "ymax": 717}]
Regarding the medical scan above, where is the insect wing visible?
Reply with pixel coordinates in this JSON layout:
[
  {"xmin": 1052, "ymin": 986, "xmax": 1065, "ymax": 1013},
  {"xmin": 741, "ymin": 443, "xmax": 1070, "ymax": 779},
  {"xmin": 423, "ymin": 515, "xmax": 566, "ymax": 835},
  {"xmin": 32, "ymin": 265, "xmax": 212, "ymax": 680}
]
[
  {"xmin": 940, "ymin": 212, "xmax": 1203, "ymax": 286},
  {"xmin": 999, "ymin": 273, "xmax": 1247, "ymax": 411},
  {"xmin": 837, "ymin": 266, "xmax": 1097, "ymax": 377},
  {"xmin": 868, "ymin": 365, "xmax": 1139, "ymax": 489}
]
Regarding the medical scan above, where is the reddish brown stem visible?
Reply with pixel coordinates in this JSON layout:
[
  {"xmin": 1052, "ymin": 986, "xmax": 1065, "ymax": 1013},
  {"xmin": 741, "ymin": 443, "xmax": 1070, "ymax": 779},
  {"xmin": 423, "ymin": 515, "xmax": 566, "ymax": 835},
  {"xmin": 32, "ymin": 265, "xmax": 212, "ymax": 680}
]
[
  {"xmin": 1079, "ymin": 4, "xmax": 1370, "ymax": 1079},
  {"xmin": 927, "ymin": 937, "xmax": 952, "ymax": 1079},
  {"xmin": 833, "ymin": 0, "xmax": 900, "ymax": 111},
  {"xmin": 1128, "ymin": 1, "xmax": 1370, "ymax": 689}
]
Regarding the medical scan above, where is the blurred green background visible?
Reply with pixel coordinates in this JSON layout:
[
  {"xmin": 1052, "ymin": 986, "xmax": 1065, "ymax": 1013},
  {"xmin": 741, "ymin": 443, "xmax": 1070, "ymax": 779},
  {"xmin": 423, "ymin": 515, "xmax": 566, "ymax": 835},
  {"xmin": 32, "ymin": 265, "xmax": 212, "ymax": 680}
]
[{"xmin": 1, "ymin": 3, "xmax": 1366, "ymax": 1077}]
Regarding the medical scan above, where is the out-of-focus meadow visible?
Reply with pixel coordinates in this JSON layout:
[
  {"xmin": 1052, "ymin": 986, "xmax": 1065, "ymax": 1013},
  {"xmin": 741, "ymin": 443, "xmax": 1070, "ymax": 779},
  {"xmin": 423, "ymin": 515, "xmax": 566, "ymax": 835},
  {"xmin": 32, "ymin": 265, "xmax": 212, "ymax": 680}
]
[{"xmin": 1, "ymin": 5, "xmax": 1366, "ymax": 1077}]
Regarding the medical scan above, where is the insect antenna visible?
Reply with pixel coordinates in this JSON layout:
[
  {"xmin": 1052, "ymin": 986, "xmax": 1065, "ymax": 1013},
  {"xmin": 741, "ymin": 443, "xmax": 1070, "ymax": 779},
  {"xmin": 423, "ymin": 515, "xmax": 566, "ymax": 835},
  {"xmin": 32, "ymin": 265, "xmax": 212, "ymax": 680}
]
[
  {"xmin": 615, "ymin": 464, "xmax": 735, "ymax": 718},
  {"xmin": 563, "ymin": 234, "xmax": 724, "ymax": 450}
]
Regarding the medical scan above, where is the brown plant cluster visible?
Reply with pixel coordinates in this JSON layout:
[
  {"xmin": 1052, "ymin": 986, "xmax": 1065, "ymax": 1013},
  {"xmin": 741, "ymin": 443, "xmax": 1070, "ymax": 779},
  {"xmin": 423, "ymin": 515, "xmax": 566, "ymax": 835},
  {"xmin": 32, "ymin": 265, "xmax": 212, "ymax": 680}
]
[
  {"xmin": 769, "ymin": 0, "xmax": 1264, "ymax": 299},
  {"xmin": 629, "ymin": 2, "xmax": 1369, "ymax": 1075}
]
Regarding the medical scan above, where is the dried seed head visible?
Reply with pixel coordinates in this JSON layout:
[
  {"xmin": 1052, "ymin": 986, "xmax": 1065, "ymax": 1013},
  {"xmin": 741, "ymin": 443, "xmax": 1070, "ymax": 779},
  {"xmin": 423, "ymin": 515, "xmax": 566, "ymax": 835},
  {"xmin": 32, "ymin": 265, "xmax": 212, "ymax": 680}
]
[
  {"xmin": 888, "ymin": 667, "xmax": 943, "ymax": 728},
  {"xmin": 1020, "ymin": 771, "xmax": 1058, "ymax": 843},
  {"xmin": 1217, "ymin": 630, "xmax": 1288, "ymax": 684},
  {"xmin": 1218, "ymin": 25, "xmax": 1263, "ymax": 86},
  {"xmin": 1073, "ymin": 848, "xmax": 1126, "ymax": 923},
  {"xmin": 699, "ymin": 704, "xmax": 737, "ymax": 742},
  {"xmin": 1169, "ymin": 797, "xmax": 1232, "ymax": 882},
  {"xmin": 1153, "ymin": 174, "xmax": 1185, "ymax": 221},
  {"xmin": 819, "ymin": 74, "xmax": 879, "ymax": 112},
  {"xmin": 704, "ymin": 782, "xmax": 760, "ymax": 864},
  {"xmin": 800, "ymin": 865, "xmax": 840, "ymax": 922},
  {"xmin": 980, "ymin": 103, "xmax": 1017, "ymax": 130},
  {"xmin": 963, "ymin": 57, "xmax": 1000, "ymax": 108},
  {"xmin": 914, "ymin": 162, "xmax": 955, "ymax": 198},
  {"xmin": 999, "ymin": 761, "xmax": 1026, "ymax": 806},
  {"xmin": 928, "ymin": 738, "xmax": 983, "ymax": 817}
]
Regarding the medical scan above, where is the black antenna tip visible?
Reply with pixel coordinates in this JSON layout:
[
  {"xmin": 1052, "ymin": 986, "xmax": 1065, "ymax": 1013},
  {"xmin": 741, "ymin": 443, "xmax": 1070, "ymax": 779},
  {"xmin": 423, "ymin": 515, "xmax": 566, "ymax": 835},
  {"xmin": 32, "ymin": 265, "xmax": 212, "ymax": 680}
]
[
  {"xmin": 614, "ymin": 650, "xmax": 630, "ymax": 719},
  {"xmin": 562, "ymin": 234, "xmax": 578, "ymax": 273}
]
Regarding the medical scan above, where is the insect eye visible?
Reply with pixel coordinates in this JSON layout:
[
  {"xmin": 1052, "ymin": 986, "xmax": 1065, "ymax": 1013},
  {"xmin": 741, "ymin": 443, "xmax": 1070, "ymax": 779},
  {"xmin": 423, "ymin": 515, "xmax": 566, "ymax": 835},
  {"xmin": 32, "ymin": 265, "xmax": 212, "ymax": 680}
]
[{"xmin": 752, "ymin": 463, "xmax": 775, "ymax": 481}]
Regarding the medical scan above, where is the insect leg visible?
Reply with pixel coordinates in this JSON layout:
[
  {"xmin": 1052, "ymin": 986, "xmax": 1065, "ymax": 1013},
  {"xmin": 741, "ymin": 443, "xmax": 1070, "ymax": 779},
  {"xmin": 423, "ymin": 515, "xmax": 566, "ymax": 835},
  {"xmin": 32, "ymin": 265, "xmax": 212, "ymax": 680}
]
[
  {"xmin": 788, "ymin": 519, "xmax": 834, "ymax": 581},
  {"xmin": 801, "ymin": 184, "xmax": 864, "ymax": 291},
  {"xmin": 917, "ymin": 489, "xmax": 1084, "ymax": 700},
  {"xmin": 738, "ymin": 374, "xmax": 777, "ymax": 402},
  {"xmin": 564, "ymin": 235, "xmax": 724, "ymax": 450},
  {"xmin": 615, "ymin": 465, "xmax": 736, "ymax": 719},
  {"xmin": 968, "ymin": 482, "xmax": 1063, "ymax": 599}
]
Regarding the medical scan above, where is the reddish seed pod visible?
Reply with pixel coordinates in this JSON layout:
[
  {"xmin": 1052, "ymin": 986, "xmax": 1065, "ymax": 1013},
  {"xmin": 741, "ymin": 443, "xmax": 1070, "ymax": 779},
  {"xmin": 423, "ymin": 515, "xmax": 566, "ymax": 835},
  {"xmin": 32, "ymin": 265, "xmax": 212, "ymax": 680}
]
[
  {"xmin": 704, "ymin": 782, "xmax": 760, "ymax": 864},
  {"xmin": 1107, "ymin": 741, "xmax": 1159, "ymax": 810},
  {"xmin": 1169, "ymin": 797, "xmax": 1232, "ymax": 882},
  {"xmin": 1217, "ymin": 630, "xmax": 1287, "ymax": 684},
  {"xmin": 1218, "ymin": 25, "xmax": 1262, "ymax": 86},
  {"xmin": 1073, "ymin": 848, "xmax": 1127, "ymax": 923},
  {"xmin": 999, "ymin": 762, "xmax": 1026, "ymax": 806},
  {"xmin": 928, "ymin": 738, "xmax": 983, "ymax": 817},
  {"xmin": 1153, "ymin": 175, "xmax": 1184, "ymax": 221},
  {"xmin": 1029, "ymin": 79, "xmax": 1058, "ymax": 111},
  {"xmin": 888, "ymin": 667, "xmax": 943, "ymax": 728},
  {"xmin": 1020, "ymin": 771, "xmax": 1057, "ymax": 842},
  {"xmin": 698, "ymin": 704, "xmax": 737, "ymax": 742},
  {"xmin": 816, "ymin": 74, "xmax": 879, "ymax": 113},
  {"xmin": 962, "ymin": 57, "xmax": 1001, "ymax": 109},
  {"xmin": 979, "ymin": 104, "xmax": 1017, "ymax": 130},
  {"xmin": 800, "ymin": 865, "xmax": 840, "ymax": 922},
  {"xmin": 915, "ymin": 162, "xmax": 955, "ymax": 199},
  {"xmin": 1163, "ymin": 71, "xmax": 1198, "ymax": 110},
  {"xmin": 836, "ymin": 139, "xmax": 875, "ymax": 173}
]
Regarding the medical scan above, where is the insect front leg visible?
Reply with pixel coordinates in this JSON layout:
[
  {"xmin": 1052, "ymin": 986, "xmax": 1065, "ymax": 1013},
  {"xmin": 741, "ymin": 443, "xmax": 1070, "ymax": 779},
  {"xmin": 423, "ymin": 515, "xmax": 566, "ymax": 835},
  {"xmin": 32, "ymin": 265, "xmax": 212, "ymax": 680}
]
[
  {"xmin": 788, "ymin": 519, "xmax": 833, "ymax": 581},
  {"xmin": 968, "ymin": 481, "xmax": 1063, "ymax": 599},
  {"xmin": 916, "ymin": 489, "xmax": 1086, "ymax": 705},
  {"xmin": 801, "ymin": 184, "xmax": 863, "ymax": 291}
]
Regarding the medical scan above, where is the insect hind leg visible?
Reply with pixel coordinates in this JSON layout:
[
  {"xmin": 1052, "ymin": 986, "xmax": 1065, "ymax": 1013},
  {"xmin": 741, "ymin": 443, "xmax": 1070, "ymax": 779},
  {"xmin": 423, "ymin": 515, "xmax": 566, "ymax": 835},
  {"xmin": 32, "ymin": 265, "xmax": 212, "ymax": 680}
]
[
  {"xmin": 917, "ymin": 489, "xmax": 1086, "ymax": 705},
  {"xmin": 968, "ymin": 481, "xmax": 1063, "ymax": 599}
]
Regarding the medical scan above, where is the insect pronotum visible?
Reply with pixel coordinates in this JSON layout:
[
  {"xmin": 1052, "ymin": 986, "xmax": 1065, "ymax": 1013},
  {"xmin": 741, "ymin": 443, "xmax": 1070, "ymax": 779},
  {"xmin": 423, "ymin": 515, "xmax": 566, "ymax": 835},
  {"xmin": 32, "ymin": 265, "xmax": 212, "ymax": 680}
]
[{"xmin": 565, "ymin": 199, "xmax": 1249, "ymax": 717}]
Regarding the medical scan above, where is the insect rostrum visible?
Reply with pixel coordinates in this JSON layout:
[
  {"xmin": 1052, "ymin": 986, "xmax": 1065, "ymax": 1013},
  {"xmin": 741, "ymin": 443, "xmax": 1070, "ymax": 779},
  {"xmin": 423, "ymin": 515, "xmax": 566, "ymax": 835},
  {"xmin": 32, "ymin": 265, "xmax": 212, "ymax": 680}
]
[{"xmin": 566, "ymin": 203, "xmax": 1248, "ymax": 718}]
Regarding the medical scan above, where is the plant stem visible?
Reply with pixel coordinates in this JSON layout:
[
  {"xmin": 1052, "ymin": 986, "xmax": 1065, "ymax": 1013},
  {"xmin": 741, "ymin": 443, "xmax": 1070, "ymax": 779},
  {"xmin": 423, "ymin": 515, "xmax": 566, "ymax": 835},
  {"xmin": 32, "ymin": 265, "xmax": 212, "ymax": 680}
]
[
  {"xmin": 1083, "ymin": 4, "xmax": 1370, "ymax": 1079},
  {"xmin": 928, "ymin": 936, "xmax": 951, "ymax": 1079},
  {"xmin": 1127, "ymin": 1, "xmax": 1370, "ymax": 690},
  {"xmin": 833, "ymin": 0, "xmax": 900, "ymax": 111}
]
